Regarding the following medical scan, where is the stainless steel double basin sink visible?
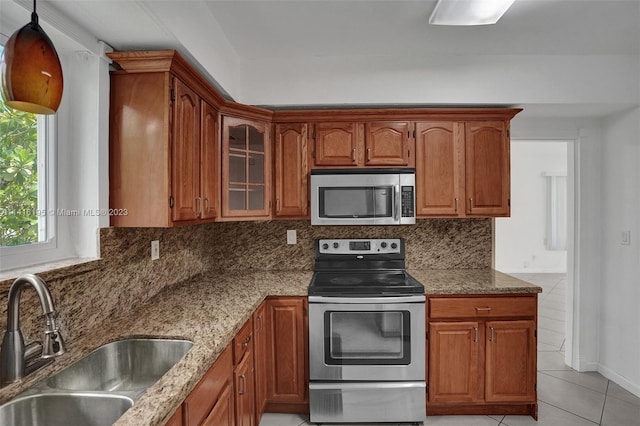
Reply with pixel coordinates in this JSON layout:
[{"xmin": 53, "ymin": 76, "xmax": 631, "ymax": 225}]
[{"xmin": 0, "ymin": 338, "xmax": 193, "ymax": 425}]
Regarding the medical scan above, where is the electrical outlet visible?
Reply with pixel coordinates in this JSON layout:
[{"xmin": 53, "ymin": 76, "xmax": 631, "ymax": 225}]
[
  {"xmin": 151, "ymin": 240, "xmax": 160, "ymax": 260},
  {"xmin": 287, "ymin": 230, "xmax": 297, "ymax": 245}
]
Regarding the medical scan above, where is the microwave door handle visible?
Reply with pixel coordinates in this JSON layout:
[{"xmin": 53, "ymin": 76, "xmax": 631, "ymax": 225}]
[{"xmin": 394, "ymin": 185, "xmax": 400, "ymax": 221}]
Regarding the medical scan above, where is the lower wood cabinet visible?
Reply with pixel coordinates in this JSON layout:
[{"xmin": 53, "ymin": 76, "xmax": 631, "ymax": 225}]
[
  {"xmin": 202, "ymin": 381, "xmax": 235, "ymax": 426},
  {"xmin": 253, "ymin": 302, "xmax": 268, "ymax": 424},
  {"xmin": 265, "ymin": 297, "xmax": 309, "ymax": 412},
  {"xmin": 234, "ymin": 346, "xmax": 256, "ymax": 426},
  {"xmin": 183, "ymin": 345, "xmax": 234, "ymax": 426},
  {"xmin": 427, "ymin": 295, "xmax": 538, "ymax": 419}
]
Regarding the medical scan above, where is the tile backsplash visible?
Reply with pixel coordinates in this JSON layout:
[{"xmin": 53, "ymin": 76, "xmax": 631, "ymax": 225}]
[{"xmin": 0, "ymin": 218, "xmax": 490, "ymax": 348}]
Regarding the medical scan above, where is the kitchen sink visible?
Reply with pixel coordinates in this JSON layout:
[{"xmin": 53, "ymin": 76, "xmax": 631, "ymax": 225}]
[
  {"xmin": 0, "ymin": 393, "xmax": 133, "ymax": 426},
  {"xmin": 46, "ymin": 338, "xmax": 193, "ymax": 392}
]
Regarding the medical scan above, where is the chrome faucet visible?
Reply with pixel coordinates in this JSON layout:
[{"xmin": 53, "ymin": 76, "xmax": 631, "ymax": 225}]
[{"xmin": 0, "ymin": 274, "xmax": 66, "ymax": 387}]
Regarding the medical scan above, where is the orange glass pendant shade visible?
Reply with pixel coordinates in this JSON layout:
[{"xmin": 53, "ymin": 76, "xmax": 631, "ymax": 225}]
[{"xmin": 0, "ymin": 7, "xmax": 63, "ymax": 115}]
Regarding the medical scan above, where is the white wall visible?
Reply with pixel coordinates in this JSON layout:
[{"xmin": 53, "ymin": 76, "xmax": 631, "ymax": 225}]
[
  {"xmin": 495, "ymin": 142, "xmax": 568, "ymax": 273},
  {"xmin": 237, "ymin": 54, "xmax": 638, "ymax": 106},
  {"xmin": 598, "ymin": 107, "xmax": 640, "ymax": 396}
]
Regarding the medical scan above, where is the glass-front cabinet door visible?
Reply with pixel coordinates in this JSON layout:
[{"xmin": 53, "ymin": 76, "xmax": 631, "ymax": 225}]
[{"xmin": 222, "ymin": 116, "xmax": 271, "ymax": 218}]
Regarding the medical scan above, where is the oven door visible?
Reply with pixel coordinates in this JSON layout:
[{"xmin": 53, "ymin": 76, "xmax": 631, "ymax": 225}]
[{"xmin": 308, "ymin": 295, "xmax": 425, "ymax": 381}]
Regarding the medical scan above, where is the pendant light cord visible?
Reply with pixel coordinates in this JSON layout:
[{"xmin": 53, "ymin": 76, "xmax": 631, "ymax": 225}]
[{"xmin": 31, "ymin": 0, "xmax": 39, "ymax": 27}]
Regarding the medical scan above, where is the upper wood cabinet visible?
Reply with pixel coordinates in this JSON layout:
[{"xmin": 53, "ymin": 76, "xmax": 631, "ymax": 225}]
[
  {"xmin": 364, "ymin": 122, "xmax": 412, "ymax": 166},
  {"xmin": 312, "ymin": 122, "xmax": 362, "ymax": 166},
  {"xmin": 171, "ymin": 82, "xmax": 219, "ymax": 222},
  {"xmin": 310, "ymin": 121, "xmax": 414, "ymax": 168},
  {"xmin": 415, "ymin": 122, "xmax": 464, "ymax": 216},
  {"xmin": 108, "ymin": 51, "xmax": 222, "ymax": 227},
  {"xmin": 274, "ymin": 124, "xmax": 309, "ymax": 219},
  {"xmin": 221, "ymin": 116, "xmax": 271, "ymax": 220},
  {"xmin": 465, "ymin": 121, "xmax": 510, "ymax": 216},
  {"xmin": 416, "ymin": 120, "xmax": 511, "ymax": 218}
]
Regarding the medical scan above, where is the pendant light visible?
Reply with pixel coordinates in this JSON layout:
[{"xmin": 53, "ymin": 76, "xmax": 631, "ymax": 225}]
[{"xmin": 0, "ymin": 0, "xmax": 64, "ymax": 114}]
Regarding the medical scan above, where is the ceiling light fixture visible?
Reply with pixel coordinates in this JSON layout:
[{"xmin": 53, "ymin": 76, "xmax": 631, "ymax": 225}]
[
  {"xmin": 0, "ymin": 0, "xmax": 64, "ymax": 114},
  {"xmin": 429, "ymin": 0, "xmax": 516, "ymax": 26}
]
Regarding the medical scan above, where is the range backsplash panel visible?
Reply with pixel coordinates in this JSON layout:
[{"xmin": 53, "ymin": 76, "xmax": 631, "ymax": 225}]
[{"xmin": 205, "ymin": 219, "xmax": 492, "ymax": 271}]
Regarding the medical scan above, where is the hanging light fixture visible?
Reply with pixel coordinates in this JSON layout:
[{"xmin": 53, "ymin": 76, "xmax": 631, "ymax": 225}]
[{"xmin": 0, "ymin": 0, "xmax": 64, "ymax": 114}]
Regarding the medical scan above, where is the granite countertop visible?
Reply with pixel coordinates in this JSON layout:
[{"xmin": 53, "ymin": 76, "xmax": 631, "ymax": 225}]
[
  {"xmin": 409, "ymin": 269, "xmax": 543, "ymax": 294},
  {"xmin": 0, "ymin": 269, "xmax": 540, "ymax": 426}
]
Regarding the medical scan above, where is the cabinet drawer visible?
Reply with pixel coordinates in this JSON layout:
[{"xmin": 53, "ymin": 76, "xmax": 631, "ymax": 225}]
[
  {"xmin": 233, "ymin": 318, "xmax": 253, "ymax": 365},
  {"xmin": 429, "ymin": 296, "xmax": 536, "ymax": 319},
  {"xmin": 184, "ymin": 345, "xmax": 233, "ymax": 426}
]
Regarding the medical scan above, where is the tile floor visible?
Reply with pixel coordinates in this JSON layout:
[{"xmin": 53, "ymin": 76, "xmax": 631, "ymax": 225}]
[{"xmin": 260, "ymin": 274, "xmax": 640, "ymax": 426}]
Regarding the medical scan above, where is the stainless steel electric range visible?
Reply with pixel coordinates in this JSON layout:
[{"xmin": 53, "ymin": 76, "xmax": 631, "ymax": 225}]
[{"xmin": 308, "ymin": 238, "xmax": 426, "ymax": 424}]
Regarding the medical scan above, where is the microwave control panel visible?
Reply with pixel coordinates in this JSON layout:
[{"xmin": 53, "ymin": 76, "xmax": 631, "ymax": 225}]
[{"xmin": 401, "ymin": 186, "xmax": 415, "ymax": 218}]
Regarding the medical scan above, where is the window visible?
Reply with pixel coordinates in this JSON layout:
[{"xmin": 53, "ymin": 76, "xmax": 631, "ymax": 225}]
[{"xmin": 0, "ymin": 39, "xmax": 57, "ymax": 270}]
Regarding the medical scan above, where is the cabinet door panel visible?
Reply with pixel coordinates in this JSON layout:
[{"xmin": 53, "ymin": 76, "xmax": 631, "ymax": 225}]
[
  {"xmin": 200, "ymin": 101, "xmax": 218, "ymax": 219},
  {"xmin": 274, "ymin": 124, "xmax": 309, "ymax": 218},
  {"xmin": 253, "ymin": 303, "xmax": 268, "ymax": 424},
  {"xmin": 429, "ymin": 322, "xmax": 480, "ymax": 403},
  {"xmin": 172, "ymin": 79, "xmax": 201, "ymax": 222},
  {"xmin": 266, "ymin": 297, "xmax": 308, "ymax": 405},
  {"xmin": 485, "ymin": 320, "xmax": 536, "ymax": 402},
  {"xmin": 184, "ymin": 345, "xmax": 233, "ymax": 426},
  {"xmin": 465, "ymin": 121, "xmax": 510, "ymax": 216},
  {"xmin": 364, "ymin": 122, "xmax": 410, "ymax": 166},
  {"xmin": 313, "ymin": 123, "xmax": 360, "ymax": 166},
  {"xmin": 234, "ymin": 350, "xmax": 255, "ymax": 426},
  {"xmin": 222, "ymin": 116, "xmax": 271, "ymax": 218},
  {"xmin": 201, "ymin": 381, "xmax": 235, "ymax": 426},
  {"xmin": 415, "ymin": 122, "xmax": 463, "ymax": 216}
]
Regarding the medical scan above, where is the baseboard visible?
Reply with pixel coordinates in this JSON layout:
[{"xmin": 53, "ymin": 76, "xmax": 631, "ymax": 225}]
[{"xmin": 597, "ymin": 364, "xmax": 640, "ymax": 398}]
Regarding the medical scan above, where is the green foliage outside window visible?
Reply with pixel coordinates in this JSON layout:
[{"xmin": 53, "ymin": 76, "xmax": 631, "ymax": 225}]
[{"xmin": 0, "ymin": 75, "xmax": 39, "ymax": 246}]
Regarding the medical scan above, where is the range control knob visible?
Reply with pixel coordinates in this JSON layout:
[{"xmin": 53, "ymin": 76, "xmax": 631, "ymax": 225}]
[
  {"xmin": 380, "ymin": 242, "xmax": 388, "ymax": 249},
  {"xmin": 333, "ymin": 242, "xmax": 339, "ymax": 249},
  {"xmin": 391, "ymin": 242, "xmax": 398, "ymax": 249},
  {"xmin": 322, "ymin": 243, "xmax": 329, "ymax": 250}
]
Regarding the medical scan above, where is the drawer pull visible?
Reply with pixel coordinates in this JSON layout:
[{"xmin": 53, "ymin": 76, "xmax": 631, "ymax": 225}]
[{"xmin": 475, "ymin": 307, "xmax": 492, "ymax": 312}]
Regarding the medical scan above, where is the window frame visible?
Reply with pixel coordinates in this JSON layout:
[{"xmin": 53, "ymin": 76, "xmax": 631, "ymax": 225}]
[{"xmin": 0, "ymin": 33, "xmax": 59, "ymax": 271}]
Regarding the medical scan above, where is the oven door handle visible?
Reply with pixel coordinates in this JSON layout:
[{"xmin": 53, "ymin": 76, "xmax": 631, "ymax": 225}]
[{"xmin": 308, "ymin": 295, "xmax": 425, "ymax": 304}]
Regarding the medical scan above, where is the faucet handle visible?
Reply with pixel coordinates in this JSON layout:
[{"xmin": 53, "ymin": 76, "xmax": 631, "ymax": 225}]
[{"xmin": 42, "ymin": 329, "xmax": 65, "ymax": 358}]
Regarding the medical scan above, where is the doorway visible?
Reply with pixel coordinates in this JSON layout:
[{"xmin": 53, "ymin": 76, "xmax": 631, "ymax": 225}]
[{"xmin": 495, "ymin": 140, "xmax": 574, "ymax": 367}]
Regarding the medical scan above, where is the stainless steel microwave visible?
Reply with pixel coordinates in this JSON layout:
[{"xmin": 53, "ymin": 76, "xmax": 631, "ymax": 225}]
[{"xmin": 310, "ymin": 168, "xmax": 416, "ymax": 225}]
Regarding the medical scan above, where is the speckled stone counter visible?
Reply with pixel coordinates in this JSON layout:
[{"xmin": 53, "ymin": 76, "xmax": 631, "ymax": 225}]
[
  {"xmin": 409, "ymin": 269, "xmax": 543, "ymax": 294},
  {"xmin": 0, "ymin": 268, "xmax": 539, "ymax": 426},
  {"xmin": 0, "ymin": 270, "xmax": 311, "ymax": 426}
]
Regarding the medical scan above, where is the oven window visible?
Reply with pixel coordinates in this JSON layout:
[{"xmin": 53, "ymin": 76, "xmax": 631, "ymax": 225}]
[
  {"xmin": 319, "ymin": 187, "xmax": 392, "ymax": 218},
  {"xmin": 324, "ymin": 311, "xmax": 411, "ymax": 365}
]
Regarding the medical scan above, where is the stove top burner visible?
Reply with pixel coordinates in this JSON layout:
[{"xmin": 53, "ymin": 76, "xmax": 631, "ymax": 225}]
[
  {"xmin": 329, "ymin": 276, "xmax": 364, "ymax": 285},
  {"xmin": 308, "ymin": 238, "xmax": 424, "ymax": 297},
  {"xmin": 309, "ymin": 271, "xmax": 424, "ymax": 296}
]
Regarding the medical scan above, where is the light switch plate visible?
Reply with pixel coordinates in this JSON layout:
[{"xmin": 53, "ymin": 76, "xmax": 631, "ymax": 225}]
[
  {"xmin": 151, "ymin": 240, "xmax": 160, "ymax": 260},
  {"xmin": 287, "ymin": 230, "xmax": 297, "ymax": 245},
  {"xmin": 621, "ymin": 230, "xmax": 631, "ymax": 245}
]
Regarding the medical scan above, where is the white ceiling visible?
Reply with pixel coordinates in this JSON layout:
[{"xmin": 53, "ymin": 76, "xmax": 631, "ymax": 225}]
[
  {"xmin": 2, "ymin": 0, "xmax": 639, "ymax": 117},
  {"xmin": 29, "ymin": 0, "xmax": 638, "ymax": 57}
]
